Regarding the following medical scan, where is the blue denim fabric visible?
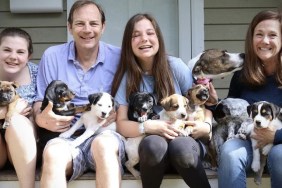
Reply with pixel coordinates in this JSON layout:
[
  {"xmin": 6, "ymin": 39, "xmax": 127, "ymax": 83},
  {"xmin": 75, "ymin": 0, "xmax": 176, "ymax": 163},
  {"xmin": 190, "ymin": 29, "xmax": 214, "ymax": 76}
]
[
  {"xmin": 267, "ymin": 144, "xmax": 282, "ymax": 188},
  {"xmin": 218, "ymin": 138, "xmax": 252, "ymax": 188},
  {"xmin": 218, "ymin": 138, "xmax": 282, "ymax": 188}
]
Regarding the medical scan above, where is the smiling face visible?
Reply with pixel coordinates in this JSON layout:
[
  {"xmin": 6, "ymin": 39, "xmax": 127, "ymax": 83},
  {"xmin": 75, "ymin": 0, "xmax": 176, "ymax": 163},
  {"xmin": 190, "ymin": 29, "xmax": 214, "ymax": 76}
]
[
  {"xmin": 131, "ymin": 18, "xmax": 159, "ymax": 65},
  {"xmin": 0, "ymin": 36, "xmax": 30, "ymax": 75},
  {"xmin": 253, "ymin": 19, "xmax": 281, "ymax": 65},
  {"xmin": 68, "ymin": 4, "xmax": 105, "ymax": 51}
]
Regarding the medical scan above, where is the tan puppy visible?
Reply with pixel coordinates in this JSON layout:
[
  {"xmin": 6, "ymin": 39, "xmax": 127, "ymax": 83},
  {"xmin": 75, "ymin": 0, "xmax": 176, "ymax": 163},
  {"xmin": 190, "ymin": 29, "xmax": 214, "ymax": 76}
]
[
  {"xmin": 159, "ymin": 94, "xmax": 189, "ymax": 136},
  {"xmin": 186, "ymin": 84, "xmax": 209, "ymax": 121},
  {"xmin": 0, "ymin": 81, "xmax": 21, "ymax": 129}
]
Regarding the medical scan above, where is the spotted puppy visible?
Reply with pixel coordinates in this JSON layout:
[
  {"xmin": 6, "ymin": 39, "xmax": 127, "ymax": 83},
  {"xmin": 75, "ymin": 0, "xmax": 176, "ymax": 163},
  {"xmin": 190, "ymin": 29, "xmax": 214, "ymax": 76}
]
[
  {"xmin": 158, "ymin": 94, "xmax": 189, "ymax": 136},
  {"xmin": 246, "ymin": 101, "xmax": 282, "ymax": 185},
  {"xmin": 0, "ymin": 81, "xmax": 21, "ymax": 129},
  {"xmin": 188, "ymin": 49, "xmax": 245, "ymax": 84},
  {"xmin": 205, "ymin": 98, "xmax": 252, "ymax": 169},
  {"xmin": 125, "ymin": 92, "xmax": 159, "ymax": 178},
  {"xmin": 59, "ymin": 92, "xmax": 116, "ymax": 147}
]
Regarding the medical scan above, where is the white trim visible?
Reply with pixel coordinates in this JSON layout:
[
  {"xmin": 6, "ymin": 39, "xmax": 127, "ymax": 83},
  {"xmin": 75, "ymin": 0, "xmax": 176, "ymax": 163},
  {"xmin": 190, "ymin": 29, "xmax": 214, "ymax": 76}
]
[
  {"xmin": 67, "ymin": 0, "xmax": 75, "ymax": 42},
  {"xmin": 191, "ymin": 0, "xmax": 204, "ymax": 57},
  {"xmin": 178, "ymin": 0, "xmax": 204, "ymax": 63}
]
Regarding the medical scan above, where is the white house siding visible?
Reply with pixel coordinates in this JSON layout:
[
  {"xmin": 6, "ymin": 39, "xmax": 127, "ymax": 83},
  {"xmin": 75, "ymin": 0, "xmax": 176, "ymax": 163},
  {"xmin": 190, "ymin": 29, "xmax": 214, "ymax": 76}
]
[
  {"xmin": 0, "ymin": 0, "xmax": 67, "ymax": 64},
  {"xmin": 204, "ymin": 0, "xmax": 282, "ymax": 98}
]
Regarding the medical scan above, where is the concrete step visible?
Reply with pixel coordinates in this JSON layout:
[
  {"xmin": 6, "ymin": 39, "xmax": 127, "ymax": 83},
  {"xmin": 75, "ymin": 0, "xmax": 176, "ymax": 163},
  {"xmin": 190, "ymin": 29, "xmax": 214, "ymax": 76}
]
[{"xmin": 0, "ymin": 169, "xmax": 270, "ymax": 188}]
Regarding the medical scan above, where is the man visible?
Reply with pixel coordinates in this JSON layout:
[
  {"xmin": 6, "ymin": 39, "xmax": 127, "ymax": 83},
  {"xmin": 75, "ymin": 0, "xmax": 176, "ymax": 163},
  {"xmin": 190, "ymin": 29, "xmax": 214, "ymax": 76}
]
[{"xmin": 33, "ymin": 1, "xmax": 125, "ymax": 187}]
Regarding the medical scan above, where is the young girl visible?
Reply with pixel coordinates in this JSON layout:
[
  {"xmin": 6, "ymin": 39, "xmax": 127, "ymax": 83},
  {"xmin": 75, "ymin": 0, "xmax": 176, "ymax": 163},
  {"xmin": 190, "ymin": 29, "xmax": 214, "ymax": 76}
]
[
  {"xmin": 0, "ymin": 27, "xmax": 38, "ymax": 188},
  {"xmin": 112, "ymin": 13, "xmax": 213, "ymax": 188}
]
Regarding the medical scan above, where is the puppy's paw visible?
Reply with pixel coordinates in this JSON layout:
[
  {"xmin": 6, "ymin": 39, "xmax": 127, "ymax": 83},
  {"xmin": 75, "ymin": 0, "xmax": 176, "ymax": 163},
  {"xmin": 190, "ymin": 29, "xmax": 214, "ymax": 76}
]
[
  {"xmin": 251, "ymin": 160, "xmax": 260, "ymax": 172},
  {"xmin": 237, "ymin": 133, "xmax": 247, "ymax": 140},
  {"xmin": 262, "ymin": 145, "xmax": 272, "ymax": 155},
  {"xmin": 59, "ymin": 132, "xmax": 71, "ymax": 139},
  {"xmin": 138, "ymin": 115, "xmax": 148, "ymax": 122},
  {"xmin": 254, "ymin": 174, "xmax": 262, "ymax": 185},
  {"xmin": 2, "ymin": 121, "xmax": 9, "ymax": 129},
  {"xmin": 178, "ymin": 130, "xmax": 189, "ymax": 137}
]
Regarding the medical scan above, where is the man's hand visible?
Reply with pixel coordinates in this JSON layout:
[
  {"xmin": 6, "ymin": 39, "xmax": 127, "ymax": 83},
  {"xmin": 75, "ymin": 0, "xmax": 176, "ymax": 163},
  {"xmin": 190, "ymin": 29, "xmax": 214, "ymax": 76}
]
[{"xmin": 35, "ymin": 101, "xmax": 74, "ymax": 132}]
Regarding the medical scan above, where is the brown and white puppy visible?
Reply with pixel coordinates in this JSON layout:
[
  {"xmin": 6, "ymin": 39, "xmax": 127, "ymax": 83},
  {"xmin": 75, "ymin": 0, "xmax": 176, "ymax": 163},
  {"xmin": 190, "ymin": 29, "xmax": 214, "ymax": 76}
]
[
  {"xmin": 41, "ymin": 80, "xmax": 90, "ymax": 116},
  {"xmin": 186, "ymin": 84, "xmax": 209, "ymax": 121},
  {"xmin": 246, "ymin": 101, "xmax": 282, "ymax": 185},
  {"xmin": 188, "ymin": 49, "xmax": 245, "ymax": 80},
  {"xmin": 185, "ymin": 84, "xmax": 210, "ymax": 136},
  {"xmin": 159, "ymin": 94, "xmax": 189, "ymax": 136},
  {"xmin": 0, "ymin": 81, "xmax": 21, "ymax": 129},
  {"xmin": 59, "ymin": 92, "xmax": 116, "ymax": 147}
]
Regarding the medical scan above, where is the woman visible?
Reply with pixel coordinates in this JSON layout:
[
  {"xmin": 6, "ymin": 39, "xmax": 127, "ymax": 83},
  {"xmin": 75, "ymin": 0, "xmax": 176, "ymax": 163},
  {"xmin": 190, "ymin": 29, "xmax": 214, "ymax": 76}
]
[
  {"xmin": 112, "ymin": 13, "xmax": 213, "ymax": 188},
  {"xmin": 0, "ymin": 27, "xmax": 38, "ymax": 188},
  {"xmin": 218, "ymin": 10, "xmax": 282, "ymax": 188}
]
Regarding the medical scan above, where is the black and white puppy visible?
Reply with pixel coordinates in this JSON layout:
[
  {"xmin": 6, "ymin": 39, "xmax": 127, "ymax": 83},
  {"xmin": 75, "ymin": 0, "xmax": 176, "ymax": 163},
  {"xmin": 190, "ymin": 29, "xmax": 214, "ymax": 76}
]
[
  {"xmin": 125, "ymin": 92, "xmax": 159, "ymax": 178},
  {"xmin": 128, "ymin": 92, "xmax": 159, "ymax": 122},
  {"xmin": 188, "ymin": 49, "xmax": 245, "ymax": 80},
  {"xmin": 59, "ymin": 92, "xmax": 116, "ymax": 147},
  {"xmin": 246, "ymin": 101, "xmax": 282, "ymax": 185}
]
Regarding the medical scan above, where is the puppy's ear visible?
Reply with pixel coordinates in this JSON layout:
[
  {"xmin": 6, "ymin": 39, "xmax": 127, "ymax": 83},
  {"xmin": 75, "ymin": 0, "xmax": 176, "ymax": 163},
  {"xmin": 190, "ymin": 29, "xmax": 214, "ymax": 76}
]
[
  {"xmin": 184, "ymin": 96, "xmax": 189, "ymax": 106},
  {"xmin": 160, "ymin": 97, "xmax": 171, "ymax": 111},
  {"xmin": 270, "ymin": 103, "xmax": 280, "ymax": 119},
  {"xmin": 128, "ymin": 92, "xmax": 138, "ymax": 104},
  {"xmin": 246, "ymin": 105, "xmax": 252, "ymax": 116},
  {"xmin": 12, "ymin": 81, "xmax": 19, "ymax": 89},
  {"xmin": 88, "ymin": 93, "xmax": 102, "ymax": 105},
  {"xmin": 149, "ymin": 93, "xmax": 157, "ymax": 105}
]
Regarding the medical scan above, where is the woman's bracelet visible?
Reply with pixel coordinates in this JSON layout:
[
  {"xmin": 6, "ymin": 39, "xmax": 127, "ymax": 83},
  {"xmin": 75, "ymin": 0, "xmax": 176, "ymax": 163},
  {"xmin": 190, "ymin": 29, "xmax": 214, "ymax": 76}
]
[
  {"xmin": 138, "ymin": 122, "xmax": 145, "ymax": 134},
  {"xmin": 204, "ymin": 121, "xmax": 212, "ymax": 134}
]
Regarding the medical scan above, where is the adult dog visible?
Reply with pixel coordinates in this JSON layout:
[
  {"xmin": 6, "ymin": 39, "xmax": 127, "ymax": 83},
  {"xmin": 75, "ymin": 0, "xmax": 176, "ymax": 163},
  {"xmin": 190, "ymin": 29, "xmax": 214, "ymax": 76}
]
[
  {"xmin": 41, "ymin": 80, "xmax": 90, "ymax": 116},
  {"xmin": 0, "ymin": 81, "xmax": 21, "ymax": 129},
  {"xmin": 246, "ymin": 101, "xmax": 282, "ymax": 185},
  {"xmin": 188, "ymin": 49, "xmax": 245, "ymax": 80},
  {"xmin": 125, "ymin": 92, "xmax": 159, "ymax": 178},
  {"xmin": 59, "ymin": 92, "xmax": 116, "ymax": 147}
]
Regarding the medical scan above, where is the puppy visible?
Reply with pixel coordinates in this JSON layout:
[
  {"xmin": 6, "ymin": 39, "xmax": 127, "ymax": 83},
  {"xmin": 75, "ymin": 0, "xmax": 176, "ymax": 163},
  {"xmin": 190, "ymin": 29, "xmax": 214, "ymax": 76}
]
[
  {"xmin": 246, "ymin": 101, "xmax": 282, "ymax": 185},
  {"xmin": 127, "ymin": 92, "xmax": 159, "ymax": 122},
  {"xmin": 205, "ymin": 98, "xmax": 251, "ymax": 169},
  {"xmin": 188, "ymin": 49, "xmax": 245, "ymax": 80},
  {"xmin": 159, "ymin": 94, "xmax": 189, "ymax": 136},
  {"xmin": 186, "ymin": 84, "xmax": 209, "ymax": 121},
  {"xmin": 59, "ymin": 92, "xmax": 116, "ymax": 147},
  {"xmin": 0, "ymin": 81, "xmax": 21, "ymax": 129},
  {"xmin": 125, "ymin": 92, "xmax": 159, "ymax": 178},
  {"xmin": 41, "ymin": 80, "xmax": 90, "ymax": 116}
]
